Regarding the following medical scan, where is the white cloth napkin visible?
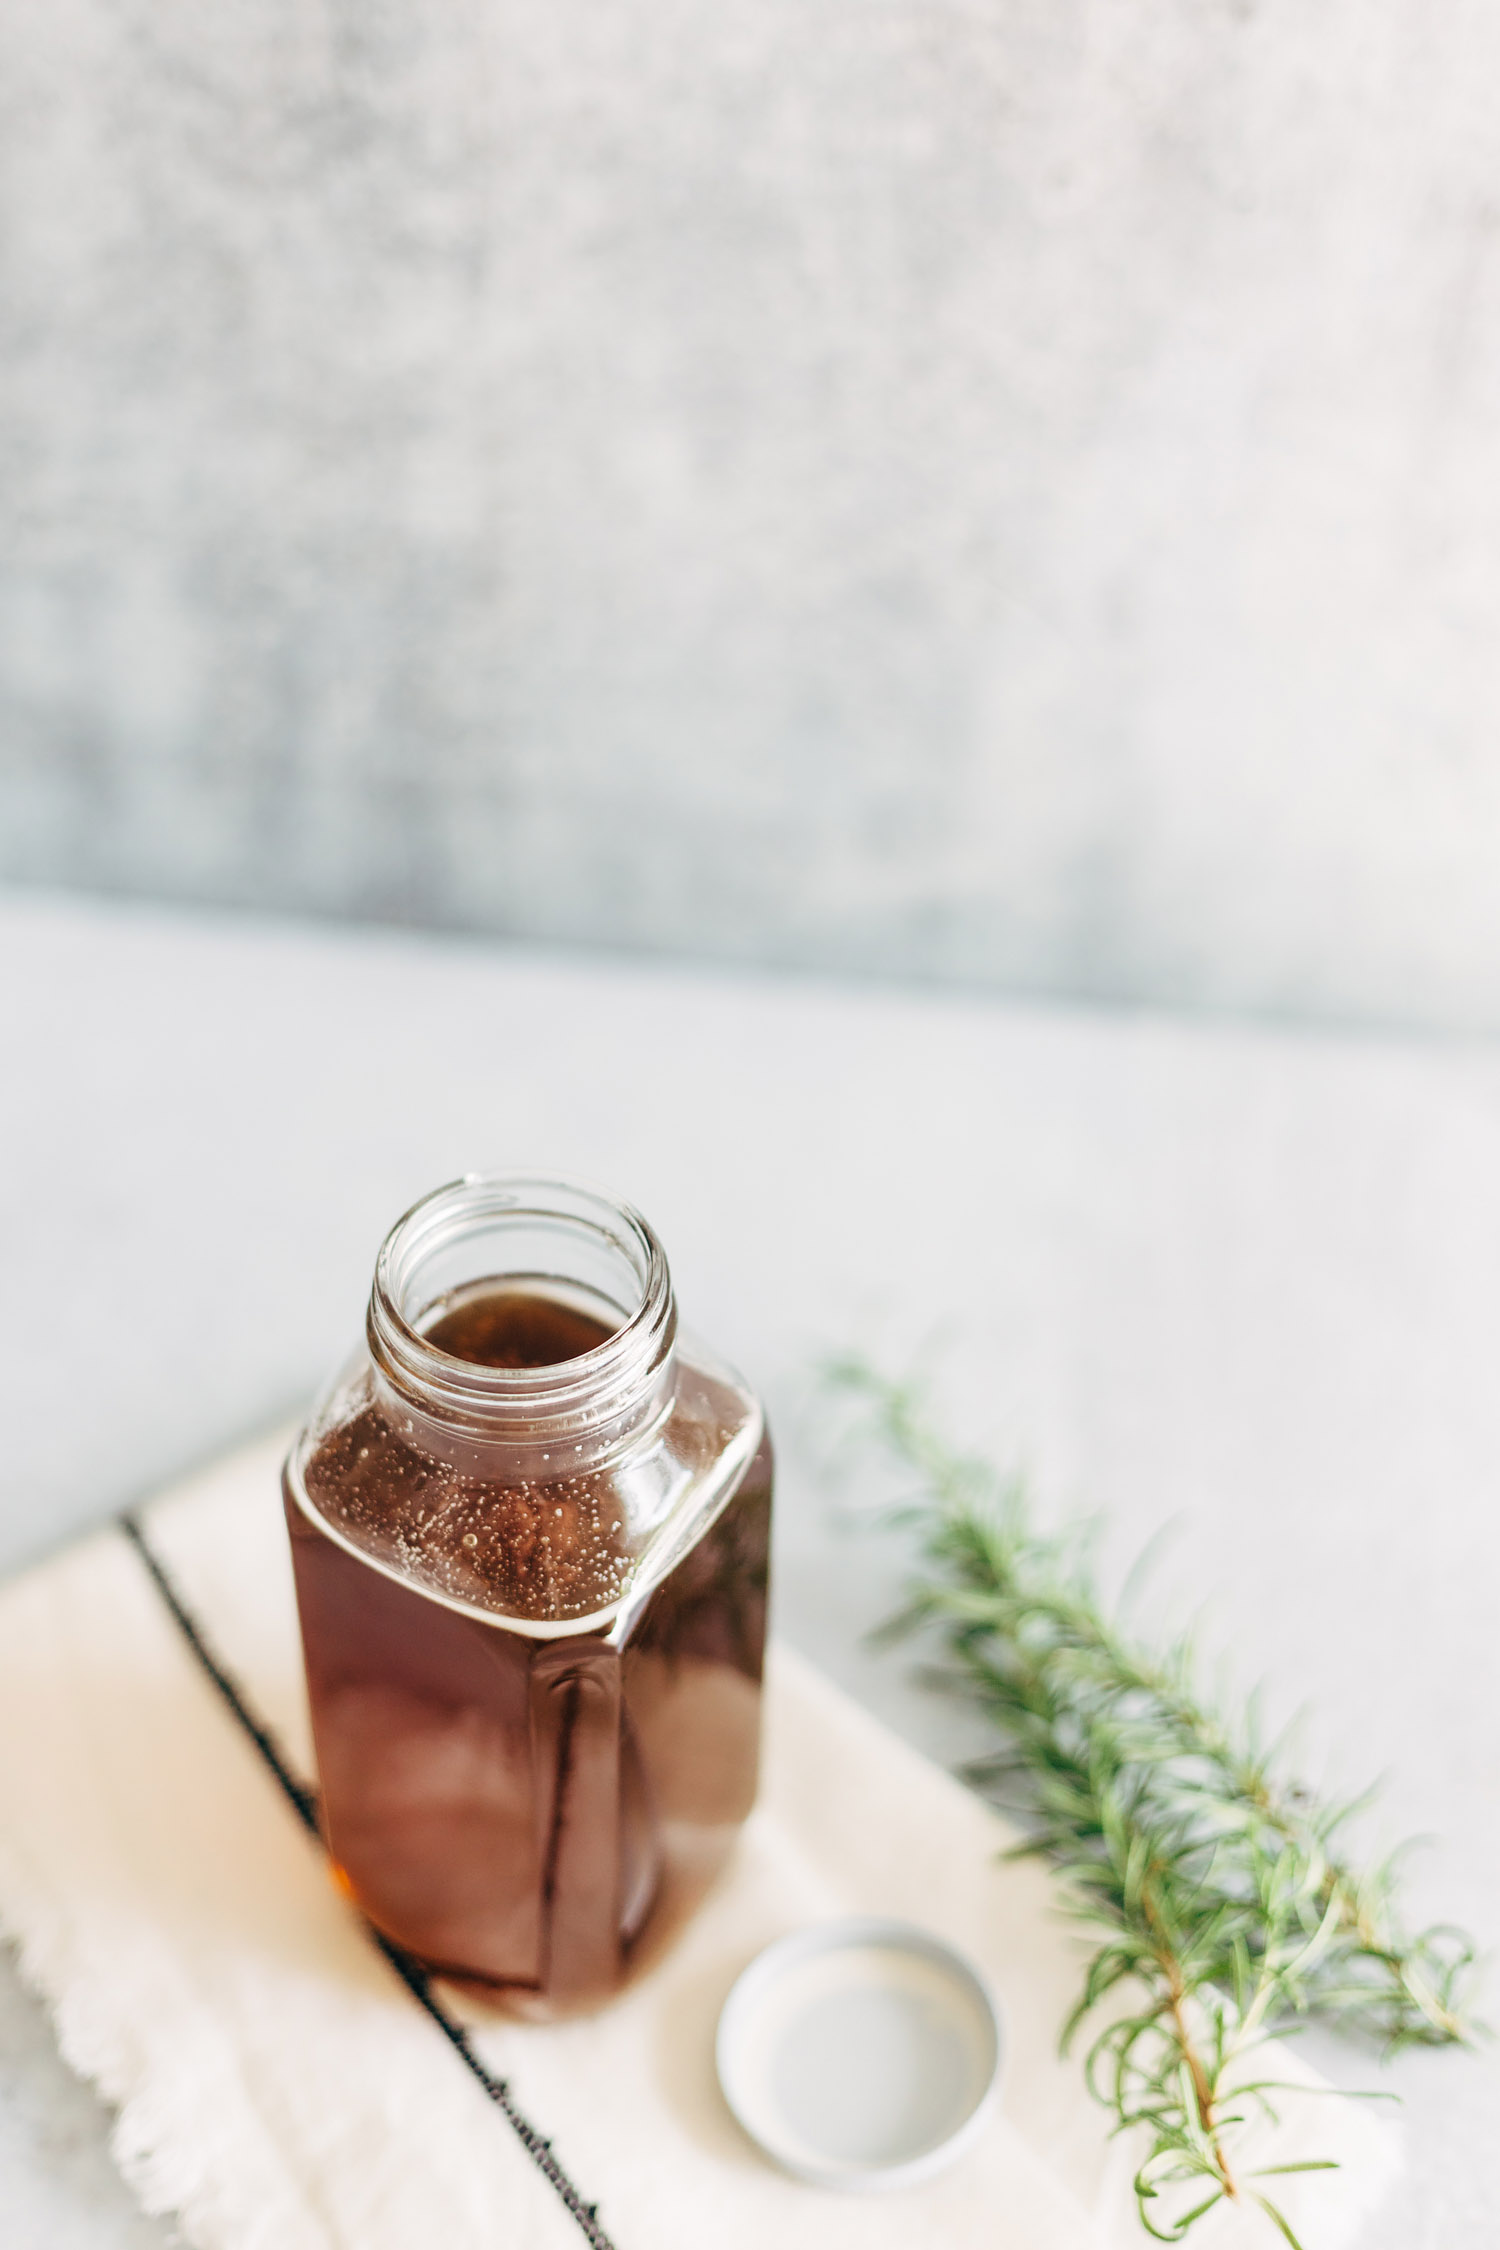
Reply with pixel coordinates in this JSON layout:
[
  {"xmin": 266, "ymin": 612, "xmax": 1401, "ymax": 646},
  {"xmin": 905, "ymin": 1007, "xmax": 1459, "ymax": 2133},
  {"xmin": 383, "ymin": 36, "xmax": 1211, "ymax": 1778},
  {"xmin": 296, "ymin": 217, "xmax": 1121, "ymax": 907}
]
[{"xmin": 0, "ymin": 1434, "xmax": 1396, "ymax": 2250}]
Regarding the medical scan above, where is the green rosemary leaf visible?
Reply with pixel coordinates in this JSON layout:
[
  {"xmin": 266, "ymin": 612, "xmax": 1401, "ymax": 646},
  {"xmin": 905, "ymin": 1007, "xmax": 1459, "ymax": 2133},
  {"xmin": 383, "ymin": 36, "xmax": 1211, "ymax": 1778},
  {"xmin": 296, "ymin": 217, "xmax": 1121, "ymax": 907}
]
[
  {"xmin": 827, "ymin": 1360, "xmax": 1482, "ymax": 2245},
  {"xmin": 1251, "ymin": 2193, "xmax": 1308, "ymax": 2248}
]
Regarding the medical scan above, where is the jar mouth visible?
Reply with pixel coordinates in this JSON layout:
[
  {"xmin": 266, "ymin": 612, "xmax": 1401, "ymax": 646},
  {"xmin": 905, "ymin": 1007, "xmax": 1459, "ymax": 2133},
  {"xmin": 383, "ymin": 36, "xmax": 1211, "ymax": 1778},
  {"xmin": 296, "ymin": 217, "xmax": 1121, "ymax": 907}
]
[{"xmin": 368, "ymin": 1173, "xmax": 676, "ymax": 1440}]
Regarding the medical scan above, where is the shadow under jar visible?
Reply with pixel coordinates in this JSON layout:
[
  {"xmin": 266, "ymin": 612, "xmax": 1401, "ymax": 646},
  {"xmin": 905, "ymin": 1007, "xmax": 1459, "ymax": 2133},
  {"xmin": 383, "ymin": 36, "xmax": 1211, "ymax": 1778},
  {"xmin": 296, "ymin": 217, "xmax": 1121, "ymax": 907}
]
[{"xmin": 283, "ymin": 1175, "xmax": 772, "ymax": 2020}]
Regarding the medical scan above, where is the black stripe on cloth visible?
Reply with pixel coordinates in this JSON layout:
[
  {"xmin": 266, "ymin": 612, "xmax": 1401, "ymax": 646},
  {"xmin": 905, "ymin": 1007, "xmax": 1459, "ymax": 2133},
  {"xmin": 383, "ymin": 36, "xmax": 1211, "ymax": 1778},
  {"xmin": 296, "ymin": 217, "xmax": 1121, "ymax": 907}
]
[{"xmin": 118, "ymin": 1510, "xmax": 619, "ymax": 2250}]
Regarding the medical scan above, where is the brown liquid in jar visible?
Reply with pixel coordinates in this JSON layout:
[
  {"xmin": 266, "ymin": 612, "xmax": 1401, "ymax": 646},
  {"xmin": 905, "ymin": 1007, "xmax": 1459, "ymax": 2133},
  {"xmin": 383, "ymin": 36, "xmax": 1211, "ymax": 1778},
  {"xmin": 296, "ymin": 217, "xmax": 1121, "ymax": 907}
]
[{"xmin": 285, "ymin": 1284, "xmax": 771, "ymax": 2016}]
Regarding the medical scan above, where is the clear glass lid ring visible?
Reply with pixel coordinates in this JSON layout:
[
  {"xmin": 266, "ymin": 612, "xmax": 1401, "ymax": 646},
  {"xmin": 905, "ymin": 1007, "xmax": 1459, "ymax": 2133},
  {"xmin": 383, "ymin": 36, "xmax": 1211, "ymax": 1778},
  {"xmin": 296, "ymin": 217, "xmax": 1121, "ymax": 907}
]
[{"xmin": 365, "ymin": 1172, "xmax": 678, "ymax": 1441}]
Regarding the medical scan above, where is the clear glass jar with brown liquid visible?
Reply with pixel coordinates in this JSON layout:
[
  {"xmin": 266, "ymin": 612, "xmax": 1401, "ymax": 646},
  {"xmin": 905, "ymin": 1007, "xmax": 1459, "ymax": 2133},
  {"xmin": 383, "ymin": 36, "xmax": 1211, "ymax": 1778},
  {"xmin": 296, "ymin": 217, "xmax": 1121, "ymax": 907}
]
[{"xmin": 283, "ymin": 1175, "xmax": 771, "ymax": 2019}]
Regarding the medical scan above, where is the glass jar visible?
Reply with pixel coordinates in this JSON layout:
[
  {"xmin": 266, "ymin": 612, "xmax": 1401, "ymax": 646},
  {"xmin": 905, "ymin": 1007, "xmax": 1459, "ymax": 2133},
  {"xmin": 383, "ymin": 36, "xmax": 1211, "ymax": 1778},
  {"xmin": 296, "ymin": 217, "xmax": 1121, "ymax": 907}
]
[{"xmin": 283, "ymin": 1174, "xmax": 772, "ymax": 2019}]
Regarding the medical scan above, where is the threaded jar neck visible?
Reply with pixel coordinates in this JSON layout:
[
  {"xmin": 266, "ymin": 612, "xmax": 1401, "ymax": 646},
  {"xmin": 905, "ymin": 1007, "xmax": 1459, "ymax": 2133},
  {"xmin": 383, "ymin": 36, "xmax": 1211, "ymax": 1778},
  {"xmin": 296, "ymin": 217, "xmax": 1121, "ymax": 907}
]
[{"xmin": 367, "ymin": 1173, "xmax": 677, "ymax": 1464}]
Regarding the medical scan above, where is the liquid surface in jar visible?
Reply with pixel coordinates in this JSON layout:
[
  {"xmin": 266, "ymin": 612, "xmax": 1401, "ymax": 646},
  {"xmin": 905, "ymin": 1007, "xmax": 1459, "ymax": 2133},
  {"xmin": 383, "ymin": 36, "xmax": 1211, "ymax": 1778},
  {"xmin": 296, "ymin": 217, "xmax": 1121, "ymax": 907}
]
[
  {"xmin": 298, "ymin": 1282, "xmax": 734, "ymax": 1626},
  {"xmin": 423, "ymin": 1283, "xmax": 617, "ymax": 1368}
]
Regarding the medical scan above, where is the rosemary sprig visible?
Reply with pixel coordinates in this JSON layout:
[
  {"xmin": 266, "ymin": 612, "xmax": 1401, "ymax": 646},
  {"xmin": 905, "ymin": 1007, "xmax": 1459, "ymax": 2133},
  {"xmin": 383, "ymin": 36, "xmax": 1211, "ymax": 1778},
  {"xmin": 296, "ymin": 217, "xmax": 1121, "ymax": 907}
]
[{"xmin": 826, "ymin": 1358, "xmax": 1480, "ymax": 2246}]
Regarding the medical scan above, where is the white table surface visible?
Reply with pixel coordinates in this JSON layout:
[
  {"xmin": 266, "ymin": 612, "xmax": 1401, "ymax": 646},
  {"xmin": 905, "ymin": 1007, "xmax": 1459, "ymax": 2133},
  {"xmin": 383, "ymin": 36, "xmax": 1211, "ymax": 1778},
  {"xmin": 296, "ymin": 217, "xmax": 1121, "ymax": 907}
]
[{"xmin": 1, "ymin": 888, "xmax": 1496, "ymax": 2248}]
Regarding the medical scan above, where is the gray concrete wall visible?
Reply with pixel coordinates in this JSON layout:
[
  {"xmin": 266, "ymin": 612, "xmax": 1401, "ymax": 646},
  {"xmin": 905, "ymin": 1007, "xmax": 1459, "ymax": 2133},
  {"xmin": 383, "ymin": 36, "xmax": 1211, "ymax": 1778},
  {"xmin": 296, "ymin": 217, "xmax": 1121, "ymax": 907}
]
[{"xmin": 5, "ymin": 0, "xmax": 1500, "ymax": 1030}]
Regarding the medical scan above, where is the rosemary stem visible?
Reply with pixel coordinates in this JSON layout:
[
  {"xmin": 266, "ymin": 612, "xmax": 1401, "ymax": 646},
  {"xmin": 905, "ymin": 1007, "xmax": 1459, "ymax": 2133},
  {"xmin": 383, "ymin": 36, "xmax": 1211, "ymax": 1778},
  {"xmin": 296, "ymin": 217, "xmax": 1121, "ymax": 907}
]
[
  {"xmin": 827, "ymin": 1358, "xmax": 1481, "ymax": 2245},
  {"xmin": 1165, "ymin": 1973, "xmax": 1237, "ymax": 2201}
]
